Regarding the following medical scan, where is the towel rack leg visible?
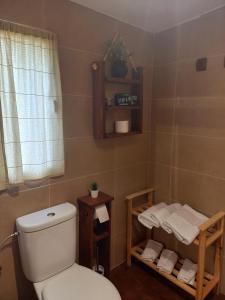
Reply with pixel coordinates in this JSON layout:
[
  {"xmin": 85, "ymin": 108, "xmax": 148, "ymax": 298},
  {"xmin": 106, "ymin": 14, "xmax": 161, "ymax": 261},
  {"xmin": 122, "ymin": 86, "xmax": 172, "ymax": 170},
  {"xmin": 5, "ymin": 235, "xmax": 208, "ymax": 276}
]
[
  {"xmin": 214, "ymin": 217, "xmax": 224, "ymax": 293},
  {"xmin": 196, "ymin": 230, "xmax": 206, "ymax": 300}
]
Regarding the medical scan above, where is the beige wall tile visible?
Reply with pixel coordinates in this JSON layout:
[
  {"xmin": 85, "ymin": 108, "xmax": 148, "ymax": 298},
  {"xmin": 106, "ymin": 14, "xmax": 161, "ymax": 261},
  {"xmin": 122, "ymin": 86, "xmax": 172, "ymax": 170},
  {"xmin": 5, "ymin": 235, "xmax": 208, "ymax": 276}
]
[
  {"xmin": 179, "ymin": 8, "xmax": 225, "ymax": 60},
  {"xmin": 151, "ymin": 99, "xmax": 175, "ymax": 133},
  {"xmin": 50, "ymin": 171, "xmax": 114, "ymax": 205},
  {"xmin": 174, "ymin": 134, "xmax": 225, "ymax": 179},
  {"xmin": 1, "ymin": 187, "xmax": 50, "ymax": 236},
  {"xmin": 64, "ymin": 137, "xmax": 115, "ymax": 179},
  {"xmin": 114, "ymin": 163, "xmax": 147, "ymax": 201},
  {"xmin": 59, "ymin": 48, "xmax": 99, "ymax": 96},
  {"xmin": 154, "ymin": 27, "xmax": 180, "ymax": 66},
  {"xmin": 172, "ymin": 167, "xmax": 225, "ymax": 216},
  {"xmin": 153, "ymin": 63, "xmax": 177, "ymax": 99},
  {"xmin": 150, "ymin": 132, "xmax": 174, "ymax": 165},
  {"xmin": 50, "ymin": 177, "xmax": 87, "ymax": 206},
  {"xmin": 176, "ymin": 56, "xmax": 225, "ymax": 98},
  {"xmin": 63, "ymin": 95, "xmax": 93, "ymax": 138},
  {"xmin": 114, "ymin": 134, "xmax": 148, "ymax": 169},
  {"xmin": 117, "ymin": 22, "xmax": 154, "ymax": 68},
  {"xmin": 43, "ymin": 0, "xmax": 118, "ymax": 53},
  {"xmin": 176, "ymin": 97, "xmax": 225, "ymax": 138},
  {"xmin": 143, "ymin": 67, "xmax": 153, "ymax": 102},
  {"xmin": 147, "ymin": 163, "xmax": 172, "ymax": 203},
  {"xmin": 111, "ymin": 232, "xmax": 126, "ymax": 269},
  {"xmin": 0, "ymin": 0, "xmax": 44, "ymax": 28},
  {"xmin": 111, "ymin": 199, "xmax": 127, "ymax": 238}
]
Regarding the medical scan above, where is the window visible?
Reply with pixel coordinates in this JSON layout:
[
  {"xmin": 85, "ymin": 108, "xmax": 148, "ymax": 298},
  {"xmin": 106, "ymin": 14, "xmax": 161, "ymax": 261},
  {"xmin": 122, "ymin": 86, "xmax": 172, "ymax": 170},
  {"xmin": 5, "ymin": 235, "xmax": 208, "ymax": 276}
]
[{"xmin": 0, "ymin": 21, "xmax": 64, "ymax": 189}]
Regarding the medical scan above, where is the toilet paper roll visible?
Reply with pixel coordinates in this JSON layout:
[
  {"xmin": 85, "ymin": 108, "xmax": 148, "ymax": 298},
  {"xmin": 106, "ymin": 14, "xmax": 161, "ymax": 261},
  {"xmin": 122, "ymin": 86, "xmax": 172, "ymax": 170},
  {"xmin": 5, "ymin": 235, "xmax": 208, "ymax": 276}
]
[
  {"xmin": 94, "ymin": 204, "xmax": 109, "ymax": 223},
  {"xmin": 115, "ymin": 120, "xmax": 129, "ymax": 133}
]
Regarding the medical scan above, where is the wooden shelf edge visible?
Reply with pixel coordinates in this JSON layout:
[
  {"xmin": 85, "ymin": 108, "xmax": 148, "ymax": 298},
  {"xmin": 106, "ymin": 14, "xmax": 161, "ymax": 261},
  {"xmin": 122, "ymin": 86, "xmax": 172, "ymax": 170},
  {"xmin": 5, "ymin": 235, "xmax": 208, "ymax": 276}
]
[
  {"xmin": 106, "ymin": 105, "xmax": 141, "ymax": 110},
  {"xmin": 131, "ymin": 241, "xmax": 216, "ymax": 298},
  {"xmin": 104, "ymin": 131, "xmax": 142, "ymax": 139},
  {"xmin": 105, "ymin": 77, "xmax": 141, "ymax": 85}
]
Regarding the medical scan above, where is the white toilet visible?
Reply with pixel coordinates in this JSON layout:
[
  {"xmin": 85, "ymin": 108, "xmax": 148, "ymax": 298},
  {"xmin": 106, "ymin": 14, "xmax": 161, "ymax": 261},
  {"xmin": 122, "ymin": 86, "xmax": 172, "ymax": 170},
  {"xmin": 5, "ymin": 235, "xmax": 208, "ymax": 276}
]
[{"xmin": 16, "ymin": 202, "xmax": 121, "ymax": 300}]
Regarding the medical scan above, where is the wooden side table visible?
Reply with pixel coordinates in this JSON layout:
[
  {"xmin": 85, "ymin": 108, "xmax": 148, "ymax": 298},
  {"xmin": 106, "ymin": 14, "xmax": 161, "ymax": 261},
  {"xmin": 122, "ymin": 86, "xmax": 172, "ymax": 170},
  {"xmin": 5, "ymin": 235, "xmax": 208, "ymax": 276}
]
[{"xmin": 77, "ymin": 192, "xmax": 113, "ymax": 278}]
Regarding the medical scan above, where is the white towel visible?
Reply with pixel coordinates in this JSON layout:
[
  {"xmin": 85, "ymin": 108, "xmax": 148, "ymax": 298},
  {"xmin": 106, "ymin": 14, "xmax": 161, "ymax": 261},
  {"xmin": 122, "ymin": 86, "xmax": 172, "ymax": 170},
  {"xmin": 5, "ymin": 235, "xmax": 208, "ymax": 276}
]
[
  {"xmin": 160, "ymin": 203, "xmax": 182, "ymax": 233},
  {"xmin": 165, "ymin": 204, "xmax": 208, "ymax": 245},
  {"xmin": 164, "ymin": 205, "xmax": 208, "ymax": 245},
  {"xmin": 157, "ymin": 249, "xmax": 178, "ymax": 274},
  {"xmin": 177, "ymin": 259, "xmax": 197, "ymax": 286},
  {"xmin": 141, "ymin": 239, "xmax": 163, "ymax": 262},
  {"xmin": 138, "ymin": 202, "xmax": 167, "ymax": 230}
]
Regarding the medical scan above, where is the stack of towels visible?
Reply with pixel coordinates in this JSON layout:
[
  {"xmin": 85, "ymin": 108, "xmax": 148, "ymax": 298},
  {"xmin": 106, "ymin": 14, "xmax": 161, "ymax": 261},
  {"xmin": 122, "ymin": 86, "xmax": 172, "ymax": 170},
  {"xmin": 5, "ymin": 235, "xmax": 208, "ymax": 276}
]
[
  {"xmin": 157, "ymin": 249, "xmax": 178, "ymax": 274},
  {"xmin": 141, "ymin": 239, "xmax": 197, "ymax": 285},
  {"xmin": 138, "ymin": 203, "xmax": 208, "ymax": 245},
  {"xmin": 141, "ymin": 239, "xmax": 163, "ymax": 262},
  {"xmin": 177, "ymin": 259, "xmax": 197, "ymax": 286}
]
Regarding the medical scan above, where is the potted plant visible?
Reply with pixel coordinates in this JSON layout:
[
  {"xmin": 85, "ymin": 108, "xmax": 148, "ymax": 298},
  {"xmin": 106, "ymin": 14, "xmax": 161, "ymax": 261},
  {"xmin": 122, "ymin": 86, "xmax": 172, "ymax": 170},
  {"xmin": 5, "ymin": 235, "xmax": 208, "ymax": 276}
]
[
  {"xmin": 105, "ymin": 36, "xmax": 130, "ymax": 78},
  {"xmin": 90, "ymin": 182, "xmax": 99, "ymax": 198}
]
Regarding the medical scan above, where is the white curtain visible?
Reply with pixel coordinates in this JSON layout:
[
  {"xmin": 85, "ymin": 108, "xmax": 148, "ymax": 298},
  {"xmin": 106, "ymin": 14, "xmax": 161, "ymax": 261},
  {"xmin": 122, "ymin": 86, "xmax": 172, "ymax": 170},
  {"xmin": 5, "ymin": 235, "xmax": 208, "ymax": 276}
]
[{"xmin": 0, "ymin": 21, "xmax": 64, "ymax": 186}]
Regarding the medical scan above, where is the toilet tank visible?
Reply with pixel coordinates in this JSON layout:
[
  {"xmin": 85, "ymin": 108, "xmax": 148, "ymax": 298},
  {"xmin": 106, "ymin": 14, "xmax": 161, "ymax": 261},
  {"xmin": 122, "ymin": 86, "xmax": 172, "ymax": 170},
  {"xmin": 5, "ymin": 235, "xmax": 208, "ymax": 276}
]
[{"xmin": 16, "ymin": 203, "xmax": 77, "ymax": 283}]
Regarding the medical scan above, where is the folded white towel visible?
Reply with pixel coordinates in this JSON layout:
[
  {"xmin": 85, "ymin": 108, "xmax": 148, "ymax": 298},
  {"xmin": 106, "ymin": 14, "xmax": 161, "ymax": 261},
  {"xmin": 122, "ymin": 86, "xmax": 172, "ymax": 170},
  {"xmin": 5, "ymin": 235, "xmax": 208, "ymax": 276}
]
[
  {"xmin": 160, "ymin": 203, "xmax": 182, "ymax": 233},
  {"xmin": 141, "ymin": 239, "xmax": 163, "ymax": 262},
  {"xmin": 164, "ymin": 205, "xmax": 208, "ymax": 245},
  {"xmin": 177, "ymin": 259, "xmax": 197, "ymax": 286},
  {"xmin": 157, "ymin": 249, "xmax": 178, "ymax": 274},
  {"xmin": 138, "ymin": 202, "xmax": 167, "ymax": 230}
]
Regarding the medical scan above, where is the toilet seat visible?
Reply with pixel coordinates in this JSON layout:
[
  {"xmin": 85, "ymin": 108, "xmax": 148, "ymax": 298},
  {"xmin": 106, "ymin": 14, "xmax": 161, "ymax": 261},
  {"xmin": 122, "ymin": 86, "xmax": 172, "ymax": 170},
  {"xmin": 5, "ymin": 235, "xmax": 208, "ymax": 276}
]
[{"xmin": 34, "ymin": 263, "xmax": 121, "ymax": 300}]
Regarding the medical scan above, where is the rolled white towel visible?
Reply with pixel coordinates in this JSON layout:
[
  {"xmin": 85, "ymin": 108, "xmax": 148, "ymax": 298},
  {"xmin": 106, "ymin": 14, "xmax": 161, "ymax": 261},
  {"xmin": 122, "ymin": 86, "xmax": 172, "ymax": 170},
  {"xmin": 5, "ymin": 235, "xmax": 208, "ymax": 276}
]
[
  {"xmin": 141, "ymin": 239, "xmax": 163, "ymax": 262},
  {"xmin": 157, "ymin": 249, "xmax": 178, "ymax": 274},
  {"xmin": 160, "ymin": 203, "xmax": 182, "ymax": 233},
  {"xmin": 164, "ymin": 205, "xmax": 208, "ymax": 245},
  {"xmin": 177, "ymin": 259, "xmax": 197, "ymax": 286},
  {"xmin": 138, "ymin": 202, "xmax": 167, "ymax": 230}
]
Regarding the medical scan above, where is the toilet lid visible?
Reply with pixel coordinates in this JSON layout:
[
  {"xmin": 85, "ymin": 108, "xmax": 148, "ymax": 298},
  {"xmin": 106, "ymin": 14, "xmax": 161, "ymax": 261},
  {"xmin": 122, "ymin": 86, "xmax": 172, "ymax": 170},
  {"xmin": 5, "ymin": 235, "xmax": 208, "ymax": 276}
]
[{"xmin": 40, "ymin": 264, "xmax": 121, "ymax": 300}]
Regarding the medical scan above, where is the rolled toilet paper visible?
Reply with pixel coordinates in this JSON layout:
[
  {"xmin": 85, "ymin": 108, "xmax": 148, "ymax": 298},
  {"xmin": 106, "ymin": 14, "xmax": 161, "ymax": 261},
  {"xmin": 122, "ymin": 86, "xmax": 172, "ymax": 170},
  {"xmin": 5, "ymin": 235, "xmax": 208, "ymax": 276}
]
[
  {"xmin": 94, "ymin": 204, "xmax": 109, "ymax": 223},
  {"xmin": 115, "ymin": 120, "xmax": 129, "ymax": 133}
]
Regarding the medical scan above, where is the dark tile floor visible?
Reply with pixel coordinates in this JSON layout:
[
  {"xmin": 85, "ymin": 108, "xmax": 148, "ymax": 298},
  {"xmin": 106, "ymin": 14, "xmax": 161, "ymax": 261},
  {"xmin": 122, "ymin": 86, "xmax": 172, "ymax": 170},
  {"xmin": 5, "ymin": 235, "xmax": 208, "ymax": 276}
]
[{"xmin": 110, "ymin": 262, "xmax": 225, "ymax": 300}]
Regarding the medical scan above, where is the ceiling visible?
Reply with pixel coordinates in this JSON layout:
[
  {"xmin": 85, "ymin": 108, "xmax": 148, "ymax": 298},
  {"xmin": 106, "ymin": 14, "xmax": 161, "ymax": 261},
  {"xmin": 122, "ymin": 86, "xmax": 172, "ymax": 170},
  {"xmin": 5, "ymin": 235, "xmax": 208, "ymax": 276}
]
[{"xmin": 70, "ymin": 0, "xmax": 225, "ymax": 33}]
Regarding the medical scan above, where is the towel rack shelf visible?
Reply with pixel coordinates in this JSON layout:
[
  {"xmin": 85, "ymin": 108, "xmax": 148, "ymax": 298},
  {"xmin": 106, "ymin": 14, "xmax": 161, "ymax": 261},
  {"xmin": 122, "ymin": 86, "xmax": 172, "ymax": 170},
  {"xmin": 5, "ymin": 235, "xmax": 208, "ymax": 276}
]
[{"xmin": 126, "ymin": 188, "xmax": 225, "ymax": 300}]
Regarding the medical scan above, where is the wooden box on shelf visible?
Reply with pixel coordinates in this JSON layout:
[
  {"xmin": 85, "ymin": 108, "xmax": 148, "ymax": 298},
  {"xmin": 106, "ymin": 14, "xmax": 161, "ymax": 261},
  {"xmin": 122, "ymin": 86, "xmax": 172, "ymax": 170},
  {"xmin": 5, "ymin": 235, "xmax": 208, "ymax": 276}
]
[
  {"xmin": 91, "ymin": 61, "xmax": 143, "ymax": 139},
  {"xmin": 77, "ymin": 192, "xmax": 113, "ymax": 278}
]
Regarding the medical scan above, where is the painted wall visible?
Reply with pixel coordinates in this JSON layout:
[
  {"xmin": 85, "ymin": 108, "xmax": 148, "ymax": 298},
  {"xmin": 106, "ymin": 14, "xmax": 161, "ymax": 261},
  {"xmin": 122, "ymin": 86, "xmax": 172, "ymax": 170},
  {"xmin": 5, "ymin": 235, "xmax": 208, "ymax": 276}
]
[
  {"xmin": 0, "ymin": 1, "xmax": 153, "ymax": 299},
  {"xmin": 149, "ymin": 6, "xmax": 225, "ymax": 294}
]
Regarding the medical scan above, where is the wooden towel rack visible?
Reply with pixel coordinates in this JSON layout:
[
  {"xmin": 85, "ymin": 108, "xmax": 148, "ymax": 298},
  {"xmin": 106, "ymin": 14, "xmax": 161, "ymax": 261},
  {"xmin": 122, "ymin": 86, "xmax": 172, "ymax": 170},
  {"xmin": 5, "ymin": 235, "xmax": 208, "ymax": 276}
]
[{"xmin": 126, "ymin": 188, "xmax": 225, "ymax": 300}]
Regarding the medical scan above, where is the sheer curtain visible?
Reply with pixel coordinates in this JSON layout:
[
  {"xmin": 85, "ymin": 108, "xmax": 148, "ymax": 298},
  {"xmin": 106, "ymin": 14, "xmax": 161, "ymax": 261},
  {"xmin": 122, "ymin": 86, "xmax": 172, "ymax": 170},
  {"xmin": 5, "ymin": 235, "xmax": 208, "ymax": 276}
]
[{"xmin": 0, "ymin": 21, "xmax": 64, "ymax": 186}]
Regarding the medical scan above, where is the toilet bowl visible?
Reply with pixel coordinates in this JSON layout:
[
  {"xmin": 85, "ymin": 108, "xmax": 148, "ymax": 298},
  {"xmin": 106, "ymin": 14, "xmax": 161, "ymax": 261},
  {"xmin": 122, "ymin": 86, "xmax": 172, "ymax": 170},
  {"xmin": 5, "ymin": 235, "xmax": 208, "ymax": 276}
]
[
  {"xmin": 34, "ymin": 264, "xmax": 120, "ymax": 300},
  {"xmin": 16, "ymin": 203, "xmax": 121, "ymax": 300}
]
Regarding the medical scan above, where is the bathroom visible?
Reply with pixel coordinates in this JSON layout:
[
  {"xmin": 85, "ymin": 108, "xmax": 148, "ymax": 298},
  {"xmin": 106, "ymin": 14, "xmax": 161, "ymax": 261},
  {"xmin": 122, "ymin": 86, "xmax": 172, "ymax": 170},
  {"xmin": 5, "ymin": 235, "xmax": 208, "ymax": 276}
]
[{"xmin": 1, "ymin": 0, "xmax": 225, "ymax": 299}]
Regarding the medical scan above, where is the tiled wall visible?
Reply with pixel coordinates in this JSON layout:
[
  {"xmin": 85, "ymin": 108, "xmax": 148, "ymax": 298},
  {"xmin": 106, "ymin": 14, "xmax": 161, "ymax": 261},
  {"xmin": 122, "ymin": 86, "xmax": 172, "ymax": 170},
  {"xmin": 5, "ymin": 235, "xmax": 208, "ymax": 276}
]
[
  {"xmin": 149, "ymin": 7, "xmax": 225, "ymax": 294},
  {"xmin": 0, "ymin": 1, "xmax": 153, "ymax": 299}
]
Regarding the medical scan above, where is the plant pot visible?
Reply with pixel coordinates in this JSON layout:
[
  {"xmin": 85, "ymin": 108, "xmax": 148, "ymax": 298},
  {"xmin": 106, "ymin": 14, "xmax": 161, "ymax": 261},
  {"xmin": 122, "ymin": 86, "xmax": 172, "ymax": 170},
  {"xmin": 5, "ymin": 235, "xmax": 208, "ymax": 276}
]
[
  {"xmin": 91, "ymin": 190, "xmax": 99, "ymax": 198},
  {"xmin": 111, "ymin": 60, "xmax": 128, "ymax": 78}
]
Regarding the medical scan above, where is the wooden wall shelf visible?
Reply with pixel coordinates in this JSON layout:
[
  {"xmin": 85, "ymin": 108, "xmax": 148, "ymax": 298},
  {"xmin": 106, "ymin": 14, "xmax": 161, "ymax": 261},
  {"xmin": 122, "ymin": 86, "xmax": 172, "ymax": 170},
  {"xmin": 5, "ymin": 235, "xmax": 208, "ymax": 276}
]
[
  {"xmin": 105, "ymin": 77, "xmax": 141, "ymax": 85},
  {"xmin": 92, "ymin": 61, "xmax": 144, "ymax": 139}
]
